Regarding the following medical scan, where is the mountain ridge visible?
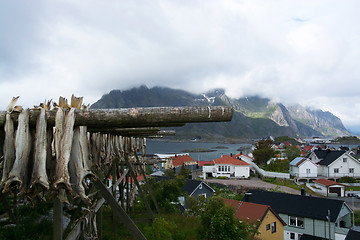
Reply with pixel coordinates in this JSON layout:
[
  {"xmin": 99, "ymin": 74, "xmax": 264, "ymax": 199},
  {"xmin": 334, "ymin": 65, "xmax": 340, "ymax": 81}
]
[{"xmin": 91, "ymin": 85, "xmax": 351, "ymax": 140}]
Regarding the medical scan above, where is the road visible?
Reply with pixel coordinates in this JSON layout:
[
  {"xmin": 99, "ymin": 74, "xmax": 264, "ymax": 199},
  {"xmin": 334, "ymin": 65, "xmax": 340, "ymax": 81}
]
[{"xmin": 203, "ymin": 177, "xmax": 301, "ymax": 195}]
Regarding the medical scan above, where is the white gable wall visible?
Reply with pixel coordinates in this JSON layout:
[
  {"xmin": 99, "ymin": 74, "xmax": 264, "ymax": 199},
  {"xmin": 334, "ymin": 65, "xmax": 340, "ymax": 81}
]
[
  {"xmin": 298, "ymin": 161, "xmax": 318, "ymax": 178},
  {"xmin": 326, "ymin": 154, "xmax": 360, "ymax": 178}
]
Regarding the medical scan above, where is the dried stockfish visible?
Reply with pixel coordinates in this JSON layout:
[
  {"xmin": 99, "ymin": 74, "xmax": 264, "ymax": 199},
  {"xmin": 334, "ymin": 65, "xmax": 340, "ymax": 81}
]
[
  {"xmin": 3, "ymin": 109, "xmax": 32, "ymax": 193},
  {"xmin": 53, "ymin": 108, "xmax": 75, "ymax": 197},
  {"xmin": 141, "ymin": 138, "xmax": 146, "ymax": 156},
  {"xmin": 90, "ymin": 133, "xmax": 101, "ymax": 169},
  {"xmin": 6, "ymin": 96, "xmax": 19, "ymax": 113},
  {"xmin": 1, "ymin": 114, "xmax": 15, "ymax": 189},
  {"xmin": 30, "ymin": 108, "xmax": 49, "ymax": 195},
  {"xmin": 69, "ymin": 126, "xmax": 94, "ymax": 204}
]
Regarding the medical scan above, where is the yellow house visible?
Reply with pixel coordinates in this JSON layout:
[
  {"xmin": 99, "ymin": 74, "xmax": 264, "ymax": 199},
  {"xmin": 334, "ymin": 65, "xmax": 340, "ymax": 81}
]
[{"xmin": 223, "ymin": 199, "xmax": 286, "ymax": 240}]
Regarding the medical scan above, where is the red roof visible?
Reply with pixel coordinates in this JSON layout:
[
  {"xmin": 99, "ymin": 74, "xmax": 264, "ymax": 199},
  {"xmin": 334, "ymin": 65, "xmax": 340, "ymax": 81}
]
[
  {"xmin": 303, "ymin": 145, "xmax": 314, "ymax": 151},
  {"xmin": 233, "ymin": 153, "xmax": 253, "ymax": 160},
  {"xmin": 213, "ymin": 155, "xmax": 250, "ymax": 166},
  {"xmin": 222, "ymin": 198, "xmax": 285, "ymax": 227},
  {"xmin": 172, "ymin": 155, "xmax": 196, "ymax": 167},
  {"xmin": 198, "ymin": 161, "xmax": 214, "ymax": 167},
  {"xmin": 300, "ymin": 151, "xmax": 307, "ymax": 156},
  {"xmin": 314, "ymin": 179, "xmax": 345, "ymax": 187}
]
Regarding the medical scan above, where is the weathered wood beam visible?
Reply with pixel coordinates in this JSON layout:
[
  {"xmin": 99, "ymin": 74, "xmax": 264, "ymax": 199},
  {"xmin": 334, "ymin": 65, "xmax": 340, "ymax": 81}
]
[
  {"xmin": 0, "ymin": 106, "xmax": 233, "ymax": 128},
  {"xmin": 88, "ymin": 128, "xmax": 176, "ymax": 136}
]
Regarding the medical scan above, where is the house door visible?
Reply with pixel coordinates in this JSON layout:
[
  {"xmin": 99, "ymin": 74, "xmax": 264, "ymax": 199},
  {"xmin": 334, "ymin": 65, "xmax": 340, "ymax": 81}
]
[{"xmin": 329, "ymin": 187, "xmax": 341, "ymax": 197}]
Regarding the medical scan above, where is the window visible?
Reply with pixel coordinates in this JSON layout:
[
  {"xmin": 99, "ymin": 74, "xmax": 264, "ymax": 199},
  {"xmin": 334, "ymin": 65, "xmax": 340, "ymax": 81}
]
[
  {"xmin": 266, "ymin": 224, "xmax": 270, "ymax": 230},
  {"xmin": 218, "ymin": 166, "xmax": 221, "ymax": 172},
  {"xmin": 350, "ymin": 168, "xmax": 354, "ymax": 173},
  {"xmin": 199, "ymin": 193, "xmax": 206, "ymax": 198},
  {"xmin": 343, "ymin": 158, "xmax": 347, "ymax": 163},
  {"xmin": 334, "ymin": 168, "xmax": 339, "ymax": 173},
  {"xmin": 271, "ymin": 222, "xmax": 276, "ymax": 233},
  {"xmin": 306, "ymin": 169, "xmax": 310, "ymax": 174},
  {"xmin": 289, "ymin": 216, "xmax": 304, "ymax": 228},
  {"xmin": 290, "ymin": 232, "xmax": 295, "ymax": 239}
]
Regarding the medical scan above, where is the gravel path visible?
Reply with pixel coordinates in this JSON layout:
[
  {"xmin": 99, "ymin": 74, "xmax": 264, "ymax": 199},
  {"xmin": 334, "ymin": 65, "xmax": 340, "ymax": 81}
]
[{"xmin": 204, "ymin": 177, "xmax": 301, "ymax": 195}]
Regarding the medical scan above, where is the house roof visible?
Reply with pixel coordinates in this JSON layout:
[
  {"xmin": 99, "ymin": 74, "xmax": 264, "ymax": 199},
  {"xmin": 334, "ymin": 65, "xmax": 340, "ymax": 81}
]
[
  {"xmin": 233, "ymin": 153, "xmax": 253, "ymax": 160},
  {"xmin": 314, "ymin": 179, "xmax": 346, "ymax": 187},
  {"xmin": 299, "ymin": 234, "xmax": 328, "ymax": 240},
  {"xmin": 290, "ymin": 157, "xmax": 317, "ymax": 167},
  {"xmin": 183, "ymin": 179, "xmax": 215, "ymax": 196},
  {"xmin": 345, "ymin": 229, "xmax": 360, "ymax": 240},
  {"xmin": 303, "ymin": 145, "xmax": 315, "ymax": 151},
  {"xmin": 172, "ymin": 155, "xmax": 196, "ymax": 167},
  {"xmin": 313, "ymin": 149, "xmax": 346, "ymax": 166},
  {"xmin": 198, "ymin": 161, "xmax": 213, "ymax": 167},
  {"xmin": 290, "ymin": 157, "xmax": 305, "ymax": 166},
  {"xmin": 222, "ymin": 198, "xmax": 286, "ymax": 229},
  {"xmin": 213, "ymin": 155, "xmax": 250, "ymax": 166},
  {"xmin": 245, "ymin": 189, "xmax": 349, "ymax": 222},
  {"xmin": 152, "ymin": 176, "xmax": 215, "ymax": 196}
]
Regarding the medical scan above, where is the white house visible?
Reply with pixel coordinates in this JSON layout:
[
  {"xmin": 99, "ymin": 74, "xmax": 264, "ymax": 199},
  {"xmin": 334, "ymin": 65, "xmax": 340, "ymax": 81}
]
[
  {"xmin": 290, "ymin": 157, "xmax": 318, "ymax": 179},
  {"xmin": 309, "ymin": 150, "xmax": 360, "ymax": 179},
  {"xmin": 203, "ymin": 155, "xmax": 250, "ymax": 179},
  {"xmin": 313, "ymin": 179, "xmax": 346, "ymax": 197}
]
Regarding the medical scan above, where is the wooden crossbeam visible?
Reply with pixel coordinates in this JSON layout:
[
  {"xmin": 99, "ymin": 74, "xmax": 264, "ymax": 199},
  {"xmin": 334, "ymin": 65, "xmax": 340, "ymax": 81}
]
[{"xmin": 0, "ymin": 106, "xmax": 233, "ymax": 128}]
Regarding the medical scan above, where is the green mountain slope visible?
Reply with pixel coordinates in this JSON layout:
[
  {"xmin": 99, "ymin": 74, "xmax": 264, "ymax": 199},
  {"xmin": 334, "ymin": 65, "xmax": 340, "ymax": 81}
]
[{"xmin": 90, "ymin": 86, "xmax": 350, "ymax": 140}]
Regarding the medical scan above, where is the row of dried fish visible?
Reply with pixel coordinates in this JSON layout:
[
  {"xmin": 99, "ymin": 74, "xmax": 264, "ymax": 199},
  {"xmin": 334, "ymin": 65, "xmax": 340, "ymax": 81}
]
[{"xmin": 0, "ymin": 98, "xmax": 147, "ymax": 204}]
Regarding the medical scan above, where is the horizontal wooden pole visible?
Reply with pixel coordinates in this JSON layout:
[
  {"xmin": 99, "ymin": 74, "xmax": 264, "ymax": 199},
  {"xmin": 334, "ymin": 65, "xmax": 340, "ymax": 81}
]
[
  {"xmin": 0, "ymin": 106, "xmax": 233, "ymax": 128},
  {"xmin": 87, "ymin": 127, "xmax": 176, "ymax": 136}
]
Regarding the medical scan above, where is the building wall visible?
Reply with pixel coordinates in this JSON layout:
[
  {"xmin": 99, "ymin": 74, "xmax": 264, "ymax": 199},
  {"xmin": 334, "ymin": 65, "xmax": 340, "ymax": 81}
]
[
  {"xmin": 258, "ymin": 210, "xmax": 284, "ymax": 240},
  {"xmin": 281, "ymin": 213, "xmax": 337, "ymax": 240},
  {"xmin": 327, "ymin": 155, "xmax": 360, "ymax": 178},
  {"xmin": 234, "ymin": 166, "xmax": 250, "ymax": 178},
  {"xmin": 298, "ymin": 161, "xmax": 318, "ymax": 178}
]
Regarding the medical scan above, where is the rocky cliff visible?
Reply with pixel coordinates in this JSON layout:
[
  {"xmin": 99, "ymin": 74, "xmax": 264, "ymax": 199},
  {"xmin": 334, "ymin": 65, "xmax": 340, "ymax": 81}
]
[{"xmin": 91, "ymin": 85, "xmax": 351, "ymax": 140}]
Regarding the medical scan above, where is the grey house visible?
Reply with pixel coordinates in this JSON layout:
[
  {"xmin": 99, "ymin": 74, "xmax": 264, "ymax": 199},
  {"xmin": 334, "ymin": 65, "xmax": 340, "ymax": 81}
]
[
  {"xmin": 152, "ymin": 176, "xmax": 215, "ymax": 211},
  {"xmin": 244, "ymin": 189, "xmax": 353, "ymax": 240}
]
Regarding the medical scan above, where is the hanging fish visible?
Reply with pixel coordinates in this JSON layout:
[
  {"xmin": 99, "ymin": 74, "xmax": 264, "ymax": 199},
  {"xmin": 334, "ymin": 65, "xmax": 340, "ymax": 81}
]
[
  {"xmin": 53, "ymin": 108, "xmax": 75, "ymax": 194},
  {"xmin": 3, "ymin": 109, "xmax": 32, "ymax": 193},
  {"xmin": 30, "ymin": 108, "xmax": 50, "ymax": 194},
  {"xmin": 69, "ymin": 125, "xmax": 94, "ymax": 204},
  {"xmin": 1, "ymin": 114, "xmax": 15, "ymax": 189}
]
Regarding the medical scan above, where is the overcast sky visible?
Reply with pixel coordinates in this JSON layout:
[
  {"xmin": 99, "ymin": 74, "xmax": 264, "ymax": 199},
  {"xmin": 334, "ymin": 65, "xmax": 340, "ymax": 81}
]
[{"xmin": 1, "ymin": 0, "xmax": 360, "ymax": 133}]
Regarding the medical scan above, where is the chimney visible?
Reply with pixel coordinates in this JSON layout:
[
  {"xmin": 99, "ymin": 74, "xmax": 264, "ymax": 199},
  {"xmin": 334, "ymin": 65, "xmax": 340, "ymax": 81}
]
[
  {"xmin": 244, "ymin": 192, "xmax": 252, "ymax": 202},
  {"xmin": 230, "ymin": 153, "xmax": 233, "ymax": 157}
]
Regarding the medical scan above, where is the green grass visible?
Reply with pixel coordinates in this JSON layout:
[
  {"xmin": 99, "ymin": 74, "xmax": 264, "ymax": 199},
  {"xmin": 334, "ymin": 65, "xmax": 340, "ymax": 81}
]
[{"xmin": 101, "ymin": 206, "xmax": 200, "ymax": 240}]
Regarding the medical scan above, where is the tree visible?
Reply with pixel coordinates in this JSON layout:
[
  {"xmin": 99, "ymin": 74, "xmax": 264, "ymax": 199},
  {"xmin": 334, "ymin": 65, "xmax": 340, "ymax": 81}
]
[
  {"xmin": 199, "ymin": 198, "xmax": 252, "ymax": 240},
  {"xmin": 145, "ymin": 177, "xmax": 185, "ymax": 213},
  {"xmin": 252, "ymin": 139, "xmax": 275, "ymax": 166},
  {"xmin": 177, "ymin": 164, "xmax": 191, "ymax": 179},
  {"xmin": 285, "ymin": 145, "xmax": 300, "ymax": 161}
]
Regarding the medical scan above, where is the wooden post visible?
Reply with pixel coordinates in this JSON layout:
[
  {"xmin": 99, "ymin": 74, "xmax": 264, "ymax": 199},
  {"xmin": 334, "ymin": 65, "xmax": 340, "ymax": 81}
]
[
  {"xmin": 53, "ymin": 198, "xmax": 63, "ymax": 240},
  {"xmin": 124, "ymin": 154, "xmax": 155, "ymax": 220},
  {"xmin": 96, "ymin": 206, "xmax": 103, "ymax": 240},
  {"xmin": 93, "ymin": 176, "xmax": 147, "ymax": 240},
  {"xmin": 135, "ymin": 154, "xmax": 161, "ymax": 215}
]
